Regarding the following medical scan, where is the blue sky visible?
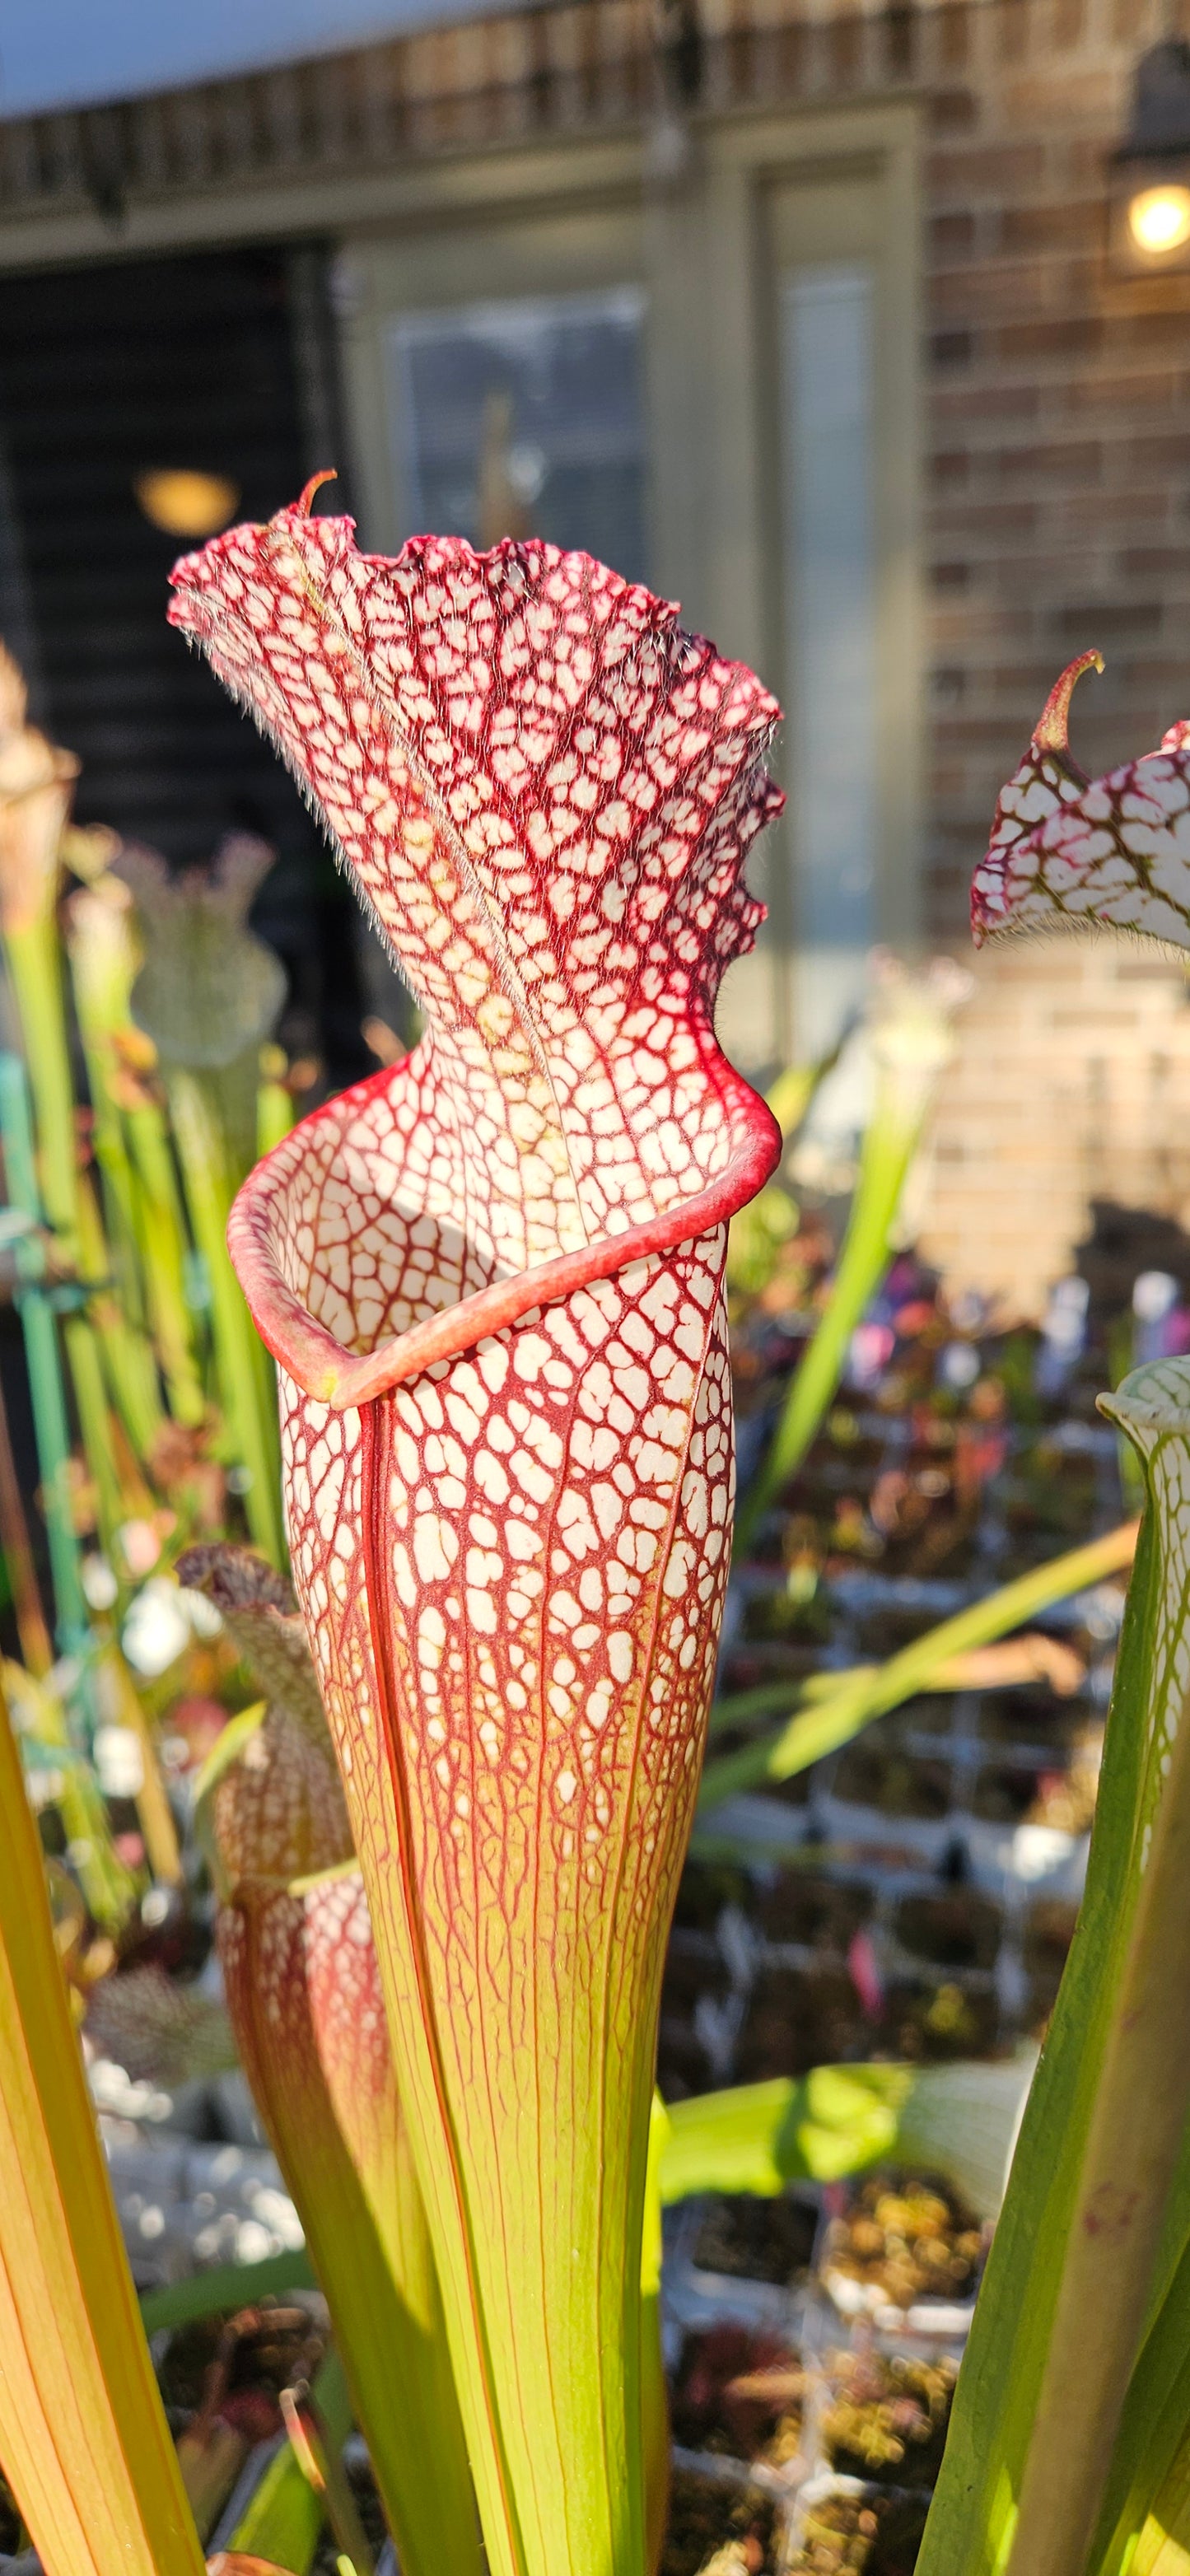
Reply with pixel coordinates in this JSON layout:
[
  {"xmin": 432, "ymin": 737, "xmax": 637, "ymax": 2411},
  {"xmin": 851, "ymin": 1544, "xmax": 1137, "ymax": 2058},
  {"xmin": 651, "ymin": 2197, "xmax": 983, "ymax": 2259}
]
[{"xmin": 0, "ymin": 2, "xmax": 494, "ymax": 119}]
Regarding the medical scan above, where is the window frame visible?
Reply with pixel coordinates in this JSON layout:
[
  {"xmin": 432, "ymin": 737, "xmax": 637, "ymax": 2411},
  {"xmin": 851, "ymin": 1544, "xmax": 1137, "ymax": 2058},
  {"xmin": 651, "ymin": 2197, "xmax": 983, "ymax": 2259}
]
[{"xmin": 335, "ymin": 97, "xmax": 923, "ymax": 1071}]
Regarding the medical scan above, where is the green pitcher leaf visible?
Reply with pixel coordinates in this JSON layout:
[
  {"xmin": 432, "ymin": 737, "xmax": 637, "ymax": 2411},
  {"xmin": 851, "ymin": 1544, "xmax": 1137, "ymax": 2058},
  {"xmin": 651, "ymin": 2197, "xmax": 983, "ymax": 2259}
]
[
  {"xmin": 918, "ymin": 1359, "xmax": 1190, "ymax": 2576},
  {"xmin": 189, "ymin": 1544, "xmax": 479, "ymax": 2576},
  {"xmin": 660, "ymin": 2056, "xmax": 1034, "ymax": 2219},
  {"xmin": 0, "ymin": 1675, "xmax": 204, "ymax": 2576}
]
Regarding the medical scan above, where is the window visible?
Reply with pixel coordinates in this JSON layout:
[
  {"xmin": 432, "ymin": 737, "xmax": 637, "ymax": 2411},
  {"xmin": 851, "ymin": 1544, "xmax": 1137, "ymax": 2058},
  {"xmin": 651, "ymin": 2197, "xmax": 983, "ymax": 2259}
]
[
  {"xmin": 780, "ymin": 264, "xmax": 878, "ymax": 1056},
  {"xmin": 388, "ymin": 287, "xmax": 647, "ymax": 579}
]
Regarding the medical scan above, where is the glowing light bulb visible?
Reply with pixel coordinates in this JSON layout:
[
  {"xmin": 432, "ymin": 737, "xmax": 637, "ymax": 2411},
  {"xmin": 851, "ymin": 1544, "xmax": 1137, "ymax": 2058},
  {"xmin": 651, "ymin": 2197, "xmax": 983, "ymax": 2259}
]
[
  {"xmin": 1127, "ymin": 182, "xmax": 1190, "ymax": 255},
  {"xmin": 134, "ymin": 469, "xmax": 240, "ymax": 538}
]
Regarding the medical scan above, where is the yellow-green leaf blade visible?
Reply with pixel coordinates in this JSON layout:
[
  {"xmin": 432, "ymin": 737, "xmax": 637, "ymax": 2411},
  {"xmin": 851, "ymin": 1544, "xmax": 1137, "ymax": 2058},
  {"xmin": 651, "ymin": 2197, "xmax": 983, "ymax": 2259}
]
[{"xmin": 0, "ymin": 1678, "xmax": 204, "ymax": 2576}]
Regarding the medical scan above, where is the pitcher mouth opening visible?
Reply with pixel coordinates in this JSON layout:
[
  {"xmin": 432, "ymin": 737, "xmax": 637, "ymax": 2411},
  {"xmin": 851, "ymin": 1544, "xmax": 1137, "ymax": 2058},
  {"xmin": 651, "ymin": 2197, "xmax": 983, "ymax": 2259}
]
[{"xmin": 228, "ymin": 1052, "xmax": 781, "ymax": 1412}]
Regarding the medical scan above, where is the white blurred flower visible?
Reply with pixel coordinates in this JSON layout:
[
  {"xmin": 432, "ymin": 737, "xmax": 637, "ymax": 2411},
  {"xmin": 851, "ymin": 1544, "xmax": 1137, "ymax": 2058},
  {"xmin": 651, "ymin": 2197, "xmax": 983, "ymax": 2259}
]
[
  {"xmin": 81, "ymin": 1553, "xmax": 119, "ymax": 1611},
  {"xmin": 233, "ymin": 2219, "xmax": 274, "ymax": 2264},
  {"xmin": 93, "ymin": 1724, "xmax": 145, "ymax": 1799},
  {"xmin": 121, "ymin": 1577, "xmax": 190, "ymax": 1677}
]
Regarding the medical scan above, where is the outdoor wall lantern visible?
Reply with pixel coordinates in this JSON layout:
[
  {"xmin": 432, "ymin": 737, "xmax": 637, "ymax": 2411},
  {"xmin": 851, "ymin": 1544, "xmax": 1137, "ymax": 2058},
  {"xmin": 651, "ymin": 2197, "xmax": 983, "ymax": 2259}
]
[
  {"xmin": 134, "ymin": 470, "xmax": 240, "ymax": 539},
  {"xmin": 1111, "ymin": 37, "xmax": 1190, "ymax": 271}
]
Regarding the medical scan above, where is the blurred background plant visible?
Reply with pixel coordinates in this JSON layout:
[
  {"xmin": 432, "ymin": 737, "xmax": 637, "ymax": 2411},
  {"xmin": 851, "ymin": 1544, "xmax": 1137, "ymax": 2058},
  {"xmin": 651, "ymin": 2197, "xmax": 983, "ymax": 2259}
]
[{"xmin": 0, "ymin": 646, "xmax": 301, "ymax": 1966}]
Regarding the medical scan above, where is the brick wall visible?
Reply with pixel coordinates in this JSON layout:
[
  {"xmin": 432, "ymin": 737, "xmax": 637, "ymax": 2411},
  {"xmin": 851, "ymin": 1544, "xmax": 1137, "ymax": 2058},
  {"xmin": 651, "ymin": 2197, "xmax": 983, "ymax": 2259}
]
[
  {"xmin": 915, "ymin": 934, "xmax": 1190, "ymax": 1318},
  {"xmin": 921, "ymin": 0, "xmax": 1190, "ymax": 940},
  {"xmin": 913, "ymin": 0, "xmax": 1190, "ymax": 1314}
]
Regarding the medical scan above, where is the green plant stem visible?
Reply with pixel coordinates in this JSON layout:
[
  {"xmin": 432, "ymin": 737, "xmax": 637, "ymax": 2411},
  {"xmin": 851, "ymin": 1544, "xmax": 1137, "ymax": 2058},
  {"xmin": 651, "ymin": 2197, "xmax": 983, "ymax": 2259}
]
[
  {"xmin": 74, "ymin": 1169, "xmax": 164, "ymax": 1468},
  {"xmin": 73, "ymin": 1051, "xmax": 146, "ymax": 1336},
  {"xmin": 64, "ymin": 886, "xmax": 147, "ymax": 1326},
  {"xmin": 0, "ymin": 1053, "xmax": 89, "ymax": 1653},
  {"xmin": 168, "ymin": 1069, "xmax": 282, "ymax": 1565},
  {"xmin": 226, "ymin": 2355, "xmax": 349, "ymax": 2576},
  {"xmin": 257, "ymin": 1075, "xmax": 295, "ymax": 1160},
  {"xmin": 83, "ymin": 1091, "xmax": 144, "ymax": 1329},
  {"xmin": 13, "ymin": 1710, "xmax": 136, "ymax": 1933},
  {"xmin": 1005, "ymin": 1667, "xmax": 1190, "ymax": 2576},
  {"xmin": 124, "ymin": 1101, "xmax": 205, "ymax": 1426},
  {"xmin": 210, "ymin": 1052, "xmax": 267, "ymax": 1199},
  {"xmin": 5, "ymin": 913, "xmax": 165, "ymax": 1489},
  {"xmin": 17, "ymin": 1285, "xmax": 88, "ymax": 1642},
  {"xmin": 733, "ymin": 1078, "xmax": 926, "ymax": 1560},
  {"xmin": 102, "ymin": 1645, "xmax": 182, "ymax": 1886},
  {"xmin": 0, "ymin": 1361, "xmax": 54, "ymax": 1675},
  {"xmin": 641, "ymin": 2095, "xmax": 670, "ymax": 2574},
  {"xmin": 766, "ymin": 1057, "xmax": 833, "ymax": 1140},
  {"xmin": 725, "ymin": 1052, "xmax": 836, "ymax": 1301},
  {"xmin": 699, "ymin": 1517, "xmax": 1138, "ymax": 1811},
  {"xmin": 62, "ymin": 1313, "xmax": 124, "ymax": 1552},
  {"xmin": 279, "ymin": 2382, "xmax": 375, "ymax": 2576},
  {"xmin": 4, "ymin": 917, "xmax": 80, "ymax": 1243},
  {"xmin": 1129, "ymin": 2416, "xmax": 1190, "ymax": 2574},
  {"xmin": 1089, "ymin": 2229, "xmax": 1190, "ymax": 2575},
  {"xmin": 708, "ymin": 1648, "xmax": 1070, "ymax": 1742},
  {"xmin": 9, "ymin": 897, "xmax": 169, "ymax": 1493},
  {"xmin": 57, "ymin": 1771, "xmax": 137, "ymax": 1931},
  {"xmin": 65, "ymin": 880, "xmax": 204, "ymax": 1429},
  {"xmin": 0, "ymin": 1677, "xmax": 205, "ymax": 2576},
  {"xmin": 917, "ymin": 1364, "xmax": 1190, "ymax": 2576}
]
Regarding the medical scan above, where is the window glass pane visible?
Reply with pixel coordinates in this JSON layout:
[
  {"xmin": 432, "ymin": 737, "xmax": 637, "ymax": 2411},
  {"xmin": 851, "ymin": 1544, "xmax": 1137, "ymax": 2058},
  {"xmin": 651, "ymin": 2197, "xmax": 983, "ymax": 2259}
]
[
  {"xmin": 389, "ymin": 287, "xmax": 647, "ymax": 581},
  {"xmin": 781, "ymin": 263, "xmax": 877, "ymax": 1052}
]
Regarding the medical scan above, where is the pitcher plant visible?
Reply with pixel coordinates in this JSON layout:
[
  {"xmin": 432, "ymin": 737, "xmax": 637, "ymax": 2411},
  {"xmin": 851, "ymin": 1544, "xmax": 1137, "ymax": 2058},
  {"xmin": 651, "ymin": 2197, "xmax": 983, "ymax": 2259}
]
[{"xmin": 167, "ymin": 480, "xmax": 784, "ymax": 2576}]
